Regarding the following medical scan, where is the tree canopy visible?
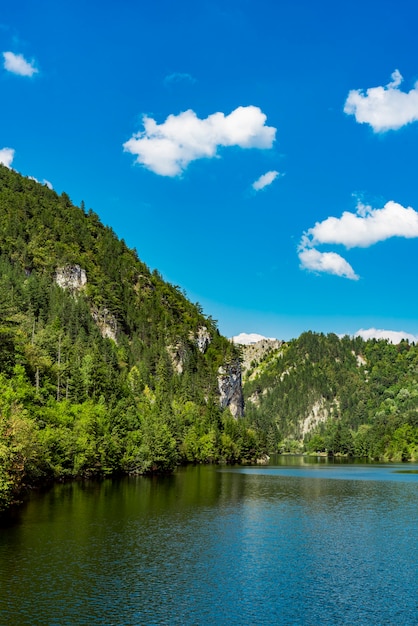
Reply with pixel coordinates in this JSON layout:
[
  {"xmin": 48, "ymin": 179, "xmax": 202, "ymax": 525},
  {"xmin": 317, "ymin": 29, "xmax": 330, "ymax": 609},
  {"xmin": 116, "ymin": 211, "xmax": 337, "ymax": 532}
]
[
  {"xmin": 0, "ymin": 165, "xmax": 259, "ymax": 512},
  {"xmin": 243, "ymin": 331, "xmax": 418, "ymax": 461}
]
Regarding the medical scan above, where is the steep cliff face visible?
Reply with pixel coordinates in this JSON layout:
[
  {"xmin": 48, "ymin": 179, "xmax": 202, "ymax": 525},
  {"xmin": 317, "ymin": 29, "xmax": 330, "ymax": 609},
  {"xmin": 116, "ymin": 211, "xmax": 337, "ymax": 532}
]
[
  {"xmin": 300, "ymin": 398, "xmax": 331, "ymax": 436},
  {"xmin": 218, "ymin": 361, "xmax": 244, "ymax": 418},
  {"xmin": 194, "ymin": 326, "xmax": 211, "ymax": 353},
  {"xmin": 168, "ymin": 327, "xmax": 244, "ymax": 417},
  {"xmin": 55, "ymin": 265, "xmax": 87, "ymax": 292}
]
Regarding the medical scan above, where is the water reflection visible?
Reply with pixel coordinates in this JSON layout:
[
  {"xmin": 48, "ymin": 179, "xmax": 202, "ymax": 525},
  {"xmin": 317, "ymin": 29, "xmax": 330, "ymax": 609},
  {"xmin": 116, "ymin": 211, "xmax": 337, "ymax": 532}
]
[{"xmin": 0, "ymin": 460, "xmax": 417, "ymax": 625}]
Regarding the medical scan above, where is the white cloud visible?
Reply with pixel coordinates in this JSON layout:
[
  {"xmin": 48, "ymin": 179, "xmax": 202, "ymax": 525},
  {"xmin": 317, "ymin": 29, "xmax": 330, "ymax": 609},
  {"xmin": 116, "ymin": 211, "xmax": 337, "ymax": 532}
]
[
  {"xmin": 3, "ymin": 51, "xmax": 38, "ymax": 77},
  {"xmin": 0, "ymin": 147, "xmax": 15, "ymax": 168},
  {"xmin": 355, "ymin": 328, "xmax": 418, "ymax": 344},
  {"xmin": 306, "ymin": 201, "xmax": 418, "ymax": 249},
  {"xmin": 299, "ymin": 199, "xmax": 418, "ymax": 279},
  {"xmin": 123, "ymin": 106, "xmax": 276, "ymax": 176},
  {"xmin": 298, "ymin": 247, "xmax": 359, "ymax": 280},
  {"xmin": 28, "ymin": 175, "xmax": 53, "ymax": 189},
  {"xmin": 231, "ymin": 332, "xmax": 277, "ymax": 345},
  {"xmin": 344, "ymin": 70, "xmax": 418, "ymax": 132},
  {"xmin": 252, "ymin": 170, "xmax": 280, "ymax": 191}
]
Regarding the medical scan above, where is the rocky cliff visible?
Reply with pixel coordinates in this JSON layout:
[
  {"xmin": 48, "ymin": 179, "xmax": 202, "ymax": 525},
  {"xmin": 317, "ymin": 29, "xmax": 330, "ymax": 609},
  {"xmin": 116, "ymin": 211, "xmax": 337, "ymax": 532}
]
[
  {"xmin": 237, "ymin": 338, "xmax": 283, "ymax": 377},
  {"xmin": 218, "ymin": 361, "xmax": 244, "ymax": 418},
  {"xmin": 55, "ymin": 265, "xmax": 87, "ymax": 291}
]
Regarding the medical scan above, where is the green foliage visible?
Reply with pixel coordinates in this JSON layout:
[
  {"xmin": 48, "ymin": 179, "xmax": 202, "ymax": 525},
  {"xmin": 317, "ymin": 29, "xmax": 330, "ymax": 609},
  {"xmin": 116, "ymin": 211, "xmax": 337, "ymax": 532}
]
[
  {"xmin": 244, "ymin": 331, "xmax": 418, "ymax": 461},
  {"xmin": 0, "ymin": 165, "xmax": 251, "ymax": 512}
]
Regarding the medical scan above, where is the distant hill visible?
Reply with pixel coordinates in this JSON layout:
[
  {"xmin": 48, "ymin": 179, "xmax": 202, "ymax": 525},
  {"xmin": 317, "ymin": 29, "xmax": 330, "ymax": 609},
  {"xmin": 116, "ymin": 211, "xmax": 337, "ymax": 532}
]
[
  {"xmin": 0, "ymin": 165, "xmax": 261, "ymax": 512},
  {"xmin": 234, "ymin": 337, "xmax": 283, "ymax": 376},
  {"xmin": 2, "ymin": 165, "xmax": 416, "ymax": 514},
  {"xmin": 243, "ymin": 331, "xmax": 418, "ymax": 461}
]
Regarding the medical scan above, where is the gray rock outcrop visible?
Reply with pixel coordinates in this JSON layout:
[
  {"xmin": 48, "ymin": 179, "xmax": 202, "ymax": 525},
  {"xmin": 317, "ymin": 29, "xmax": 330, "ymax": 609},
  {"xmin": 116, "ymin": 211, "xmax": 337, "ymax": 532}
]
[
  {"xmin": 194, "ymin": 326, "xmax": 211, "ymax": 353},
  {"xmin": 90, "ymin": 307, "xmax": 118, "ymax": 342},
  {"xmin": 167, "ymin": 343, "xmax": 187, "ymax": 374},
  {"xmin": 218, "ymin": 360, "xmax": 244, "ymax": 418},
  {"xmin": 238, "ymin": 338, "xmax": 283, "ymax": 376},
  {"xmin": 55, "ymin": 265, "xmax": 87, "ymax": 292}
]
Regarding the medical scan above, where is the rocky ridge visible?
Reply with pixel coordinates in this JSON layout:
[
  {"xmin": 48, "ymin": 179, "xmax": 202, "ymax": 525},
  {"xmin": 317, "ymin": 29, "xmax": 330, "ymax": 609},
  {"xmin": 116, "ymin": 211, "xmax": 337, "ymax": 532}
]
[{"xmin": 235, "ymin": 337, "xmax": 283, "ymax": 377}]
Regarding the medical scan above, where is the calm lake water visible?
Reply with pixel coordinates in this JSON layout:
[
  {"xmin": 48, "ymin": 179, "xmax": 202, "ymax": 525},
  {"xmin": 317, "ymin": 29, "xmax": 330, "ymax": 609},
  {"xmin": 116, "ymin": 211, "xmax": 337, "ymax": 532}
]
[{"xmin": 1, "ymin": 457, "xmax": 417, "ymax": 625}]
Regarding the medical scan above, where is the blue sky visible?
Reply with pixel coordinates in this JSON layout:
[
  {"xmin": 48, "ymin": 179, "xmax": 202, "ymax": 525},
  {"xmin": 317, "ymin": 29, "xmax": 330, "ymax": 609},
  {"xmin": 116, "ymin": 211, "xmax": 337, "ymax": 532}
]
[{"xmin": 2, "ymin": 0, "xmax": 418, "ymax": 342}]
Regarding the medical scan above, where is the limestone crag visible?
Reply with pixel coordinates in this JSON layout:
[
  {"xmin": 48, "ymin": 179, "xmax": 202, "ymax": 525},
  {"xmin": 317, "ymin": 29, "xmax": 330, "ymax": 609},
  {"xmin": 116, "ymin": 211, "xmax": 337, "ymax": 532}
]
[
  {"xmin": 90, "ymin": 306, "xmax": 118, "ymax": 342},
  {"xmin": 300, "ymin": 398, "xmax": 331, "ymax": 436},
  {"xmin": 237, "ymin": 338, "xmax": 283, "ymax": 376},
  {"xmin": 168, "ymin": 327, "xmax": 211, "ymax": 374},
  {"xmin": 193, "ymin": 326, "xmax": 211, "ymax": 353},
  {"xmin": 218, "ymin": 360, "xmax": 244, "ymax": 418},
  {"xmin": 55, "ymin": 265, "xmax": 87, "ymax": 292},
  {"xmin": 167, "ymin": 342, "xmax": 187, "ymax": 374}
]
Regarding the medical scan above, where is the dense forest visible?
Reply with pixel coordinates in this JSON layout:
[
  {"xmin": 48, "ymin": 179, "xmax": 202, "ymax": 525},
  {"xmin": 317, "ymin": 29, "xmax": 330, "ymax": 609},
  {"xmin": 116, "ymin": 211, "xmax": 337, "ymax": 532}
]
[
  {"xmin": 243, "ymin": 331, "xmax": 418, "ymax": 461},
  {"xmin": 0, "ymin": 165, "xmax": 261, "ymax": 512},
  {"xmin": 1, "ymin": 165, "xmax": 417, "ymax": 514}
]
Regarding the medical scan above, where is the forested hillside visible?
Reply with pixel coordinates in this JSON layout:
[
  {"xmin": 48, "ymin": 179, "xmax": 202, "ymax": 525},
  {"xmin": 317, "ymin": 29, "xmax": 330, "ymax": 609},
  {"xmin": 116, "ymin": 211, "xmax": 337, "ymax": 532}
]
[
  {"xmin": 0, "ymin": 165, "xmax": 260, "ymax": 512},
  {"xmin": 243, "ymin": 331, "xmax": 418, "ymax": 461},
  {"xmin": 2, "ymin": 165, "xmax": 417, "ymax": 515}
]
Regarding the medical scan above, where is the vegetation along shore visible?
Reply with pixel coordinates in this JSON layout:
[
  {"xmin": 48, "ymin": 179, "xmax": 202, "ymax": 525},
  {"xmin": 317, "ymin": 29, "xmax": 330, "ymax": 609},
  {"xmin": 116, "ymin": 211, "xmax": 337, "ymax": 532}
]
[{"xmin": 1, "ymin": 165, "xmax": 417, "ymax": 514}]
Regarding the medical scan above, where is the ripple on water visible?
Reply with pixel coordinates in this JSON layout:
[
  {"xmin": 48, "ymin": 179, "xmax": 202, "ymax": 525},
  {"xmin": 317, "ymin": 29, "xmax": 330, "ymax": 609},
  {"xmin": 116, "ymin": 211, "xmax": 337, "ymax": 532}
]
[{"xmin": 0, "ymin": 464, "xmax": 417, "ymax": 625}]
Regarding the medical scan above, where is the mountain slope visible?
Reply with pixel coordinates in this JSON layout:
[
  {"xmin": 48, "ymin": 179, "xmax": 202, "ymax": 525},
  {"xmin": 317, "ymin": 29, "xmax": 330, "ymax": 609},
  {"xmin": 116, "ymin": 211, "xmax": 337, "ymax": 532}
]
[
  {"xmin": 0, "ymin": 165, "xmax": 259, "ymax": 512},
  {"xmin": 243, "ymin": 331, "xmax": 418, "ymax": 460}
]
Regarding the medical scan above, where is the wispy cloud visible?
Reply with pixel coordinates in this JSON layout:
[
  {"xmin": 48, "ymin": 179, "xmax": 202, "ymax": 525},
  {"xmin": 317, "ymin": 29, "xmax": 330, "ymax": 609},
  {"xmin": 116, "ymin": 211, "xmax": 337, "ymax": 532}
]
[
  {"xmin": 344, "ymin": 70, "xmax": 418, "ymax": 132},
  {"xmin": 164, "ymin": 72, "xmax": 196, "ymax": 86},
  {"xmin": 298, "ymin": 199, "xmax": 418, "ymax": 279},
  {"xmin": 355, "ymin": 328, "xmax": 418, "ymax": 344},
  {"xmin": 3, "ymin": 51, "xmax": 38, "ymax": 77},
  {"xmin": 123, "ymin": 106, "xmax": 276, "ymax": 176},
  {"xmin": 252, "ymin": 170, "xmax": 280, "ymax": 191},
  {"xmin": 0, "ymin": 147, "xmax": 15, "ymax": 168},
  {"xmin": 28, "ymin": 175, "xmax": 53, "ymax": 189}
]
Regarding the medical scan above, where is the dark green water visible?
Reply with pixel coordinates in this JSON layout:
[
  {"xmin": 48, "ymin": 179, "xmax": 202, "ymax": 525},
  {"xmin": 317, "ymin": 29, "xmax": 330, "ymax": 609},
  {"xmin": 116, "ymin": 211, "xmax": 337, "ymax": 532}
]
[{"xmin": 1, "ymin": 457, "xmax": 417, "ymax": 625}]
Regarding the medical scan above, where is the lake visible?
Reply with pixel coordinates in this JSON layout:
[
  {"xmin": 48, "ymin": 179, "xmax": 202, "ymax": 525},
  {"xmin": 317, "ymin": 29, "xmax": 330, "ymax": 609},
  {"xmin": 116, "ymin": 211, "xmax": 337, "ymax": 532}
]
[{"xmin": 1, "ymin": 456, "xmax": 417, "ymax": 625}]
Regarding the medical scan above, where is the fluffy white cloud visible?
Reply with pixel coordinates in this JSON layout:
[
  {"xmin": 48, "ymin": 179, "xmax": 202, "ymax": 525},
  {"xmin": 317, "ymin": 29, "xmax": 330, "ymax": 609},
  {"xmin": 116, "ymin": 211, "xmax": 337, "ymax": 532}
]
[
  {"xmin": 123, "ymin": 106, "xmax": 276, "ymax": 176},
  {"xmin": 0, "ymin": 147, "xmax": 15, "ymax": 168},
  {"xmin": 305, "ymin": 201, "xmax": 418, "ymax": 249},
  {"xmin": 355, "ymin": 328, "xmax": 418, "ymax": 344},
  {"xmin": 298, "ymin": 247, "xmax": 359, "ymax": 280},
  {"xmin": 299, "ymin": 199, "xmax": 418, "ymax": 279},
  {"xmin": 252, "ymin": 170, "xmax": 280, "ymax": 191},
  {"xmin": 344, "ymin": 70, "xmax": 418, "ymax": 132},
  {"xmin": 231, "ymin": 332, "xmax": 276, "ymax": 345},
  {"xmin": 3, "ymin": 51, "xmax": 38, "ymax": 77}
]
